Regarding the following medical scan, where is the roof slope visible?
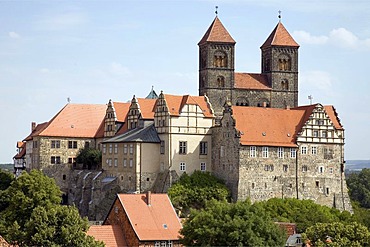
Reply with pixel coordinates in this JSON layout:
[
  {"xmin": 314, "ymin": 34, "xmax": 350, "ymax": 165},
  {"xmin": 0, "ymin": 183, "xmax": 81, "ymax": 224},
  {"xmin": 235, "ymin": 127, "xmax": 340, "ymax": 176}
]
[
  {"xmin": 198, "ymin": 16, "xmax": 236, "ymax": 45},
  {"xmin": 261, "ymin": 22, "xmax": 299, "ymax": 48},
  {"xmin": 23, "ymin": 122, "xmax": 48, "ymax": 141},
  {"xmin": 234, "ymin": 73, "xmax": 271, "ymax": 90},
  {"xmin": 164, "ymin": 94, "xmax": 213, "ymax": 117},
  {"xmin": 103, "ymin": 124, "xmax": 160, "ymax": 143},
  {"xmin": 112, "ymin": 102, "xmax": 131, "ymax": 122},
  {"xmin": 38, "ymin": 104, "xmax": 107, "ymax": 138},
  {"xmin": 137, "ymin": 98, "xmax": 156, "ymax": 119},
  {"xmin": 87, "ymin": 225, "xmax": 126, "ymax": 247},
  {"xmin": 117, "ymin": 193, "xmax": 182, "ymax": 241},
  {"xmin": 232, "ymin": 106, "xmax": 306, "ymax": 147}
]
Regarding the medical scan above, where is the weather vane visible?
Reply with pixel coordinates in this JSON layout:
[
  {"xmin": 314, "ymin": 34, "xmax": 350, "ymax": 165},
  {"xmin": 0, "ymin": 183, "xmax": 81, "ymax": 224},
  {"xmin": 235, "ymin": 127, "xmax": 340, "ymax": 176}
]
[
  {"xmin": 308, "ymin": 95, "xmax": 313, "ymax": 105},
  {"xmin": 215, "ymin": 6, "xmax": 218, "ymax": 15},
  {"xmin": 278, "ymin": 10, "xmax": 282, "ymax": 22}
]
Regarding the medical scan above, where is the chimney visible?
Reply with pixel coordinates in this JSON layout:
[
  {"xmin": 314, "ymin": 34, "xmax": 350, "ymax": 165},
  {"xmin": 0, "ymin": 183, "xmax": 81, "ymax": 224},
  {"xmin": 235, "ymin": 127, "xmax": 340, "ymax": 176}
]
[
  {"xmin": 31, "ymin": 122, "xmax": 36, "ymax": 131},
  {"xmin": 146, "ymin": 191, "xmax": 151, "ymax": 206},
  {"xmin": 286, "ymin": 105, "xmax": 290, "ymax": 110},
  {"xmin": 262, "ymin": 102, "xmax": 267, "ymax": 108}
]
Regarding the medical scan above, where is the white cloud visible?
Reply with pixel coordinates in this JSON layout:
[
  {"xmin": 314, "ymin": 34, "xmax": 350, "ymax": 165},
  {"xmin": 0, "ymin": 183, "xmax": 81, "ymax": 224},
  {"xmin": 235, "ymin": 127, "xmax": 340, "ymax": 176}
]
[
  {"xmin": 8, "ymin": 31, "xmax": 20, "ymax": 39},
  {"xmin": 294, "ymin": 28, "xmax": 370, "ymax": 50}
]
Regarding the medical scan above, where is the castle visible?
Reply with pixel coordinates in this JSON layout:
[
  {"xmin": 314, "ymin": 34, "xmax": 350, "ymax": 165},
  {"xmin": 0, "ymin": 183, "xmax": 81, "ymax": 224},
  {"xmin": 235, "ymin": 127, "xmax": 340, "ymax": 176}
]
[{"xmin": 13, "ymin": 15, "xmax": 352, "ymax": 219}]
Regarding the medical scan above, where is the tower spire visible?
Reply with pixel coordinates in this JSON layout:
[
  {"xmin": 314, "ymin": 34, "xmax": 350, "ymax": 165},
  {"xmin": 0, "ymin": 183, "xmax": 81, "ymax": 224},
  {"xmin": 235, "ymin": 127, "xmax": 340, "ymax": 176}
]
[
  {"xmin": 278, "ymin": 10, "xmax": 282, "ymax": 22},
  {"xmin": 215, "ymin": 6, "xmax": 218, "ymax": 16}
]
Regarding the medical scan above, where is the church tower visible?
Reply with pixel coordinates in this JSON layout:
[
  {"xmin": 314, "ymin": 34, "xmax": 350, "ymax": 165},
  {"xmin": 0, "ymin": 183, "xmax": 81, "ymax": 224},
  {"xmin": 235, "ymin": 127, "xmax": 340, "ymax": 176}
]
[
  {"xmin": 261, "ymin": 21, "xmax": 300, "ymax": 108},
  {"xmin": 198, "ymin": 16, "xmax": 236, "ymax": 115}
]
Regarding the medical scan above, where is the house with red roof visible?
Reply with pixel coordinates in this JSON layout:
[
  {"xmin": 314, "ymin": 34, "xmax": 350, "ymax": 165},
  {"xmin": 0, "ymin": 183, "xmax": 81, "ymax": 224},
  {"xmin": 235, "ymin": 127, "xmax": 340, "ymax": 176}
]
[
  {"xmin": 88, "ymin": 192, "xmax": 182, "ymax": 247},
  {"xmin": 212, "ymin": 102, "xmax": 352, "ymax": 211}
]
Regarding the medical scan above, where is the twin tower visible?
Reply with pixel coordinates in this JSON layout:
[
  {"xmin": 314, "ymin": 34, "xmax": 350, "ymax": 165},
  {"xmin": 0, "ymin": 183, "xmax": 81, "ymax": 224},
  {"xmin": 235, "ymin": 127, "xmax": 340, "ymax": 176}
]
[{"xmin": 198, "ymin": 16, "xmax": 300, "ymax": 115}]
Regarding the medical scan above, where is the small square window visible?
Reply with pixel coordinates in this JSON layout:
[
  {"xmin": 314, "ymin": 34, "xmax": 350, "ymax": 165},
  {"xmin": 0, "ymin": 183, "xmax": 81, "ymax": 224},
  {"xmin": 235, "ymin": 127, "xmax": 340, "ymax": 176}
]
[
  {"xmin": 180, "ymin": 162, "xmax": 186, "ymax": 171},
  {"xmin": 200, "ymin": 162, "xmax": 206, "ymax": 171}
]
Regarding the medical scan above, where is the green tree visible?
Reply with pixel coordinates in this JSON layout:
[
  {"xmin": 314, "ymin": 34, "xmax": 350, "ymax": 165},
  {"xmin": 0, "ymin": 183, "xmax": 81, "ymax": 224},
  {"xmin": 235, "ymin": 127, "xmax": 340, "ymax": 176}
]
[
  {"xmin": 0, "ymin": 169, "xmax": 14, "ymax": 191},
  {"xmin": 256, "ymin": 198, "xmax": 352, "ymax": 232},
  {"xmin": 75, "ymin": 147, "xmax": 102, "ymax": 169},
  {"xmin": 180, "ymin": 199, "xmax": 286, "ymax": 246},
  {"xmin": 168, "ymin": 171, "xmax": 230, "ymax": 216},
  {"xmin": 347, "ymin": 169, "xmax": 370, "ymax": 208},
  {"xmin": 0, "ymin": 170, "xmax": 103, "ymax": 246},
  {"xmin": 303, "ymin": 222, "xmax": 370, "ymax": 247}
]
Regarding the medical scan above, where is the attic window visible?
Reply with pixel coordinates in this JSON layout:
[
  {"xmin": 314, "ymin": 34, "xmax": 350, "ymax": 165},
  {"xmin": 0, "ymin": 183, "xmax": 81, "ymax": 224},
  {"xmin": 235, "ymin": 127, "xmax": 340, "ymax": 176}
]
[{"xmin": 163, "ymin": 224, "xmax": 168, "ymax": 229}]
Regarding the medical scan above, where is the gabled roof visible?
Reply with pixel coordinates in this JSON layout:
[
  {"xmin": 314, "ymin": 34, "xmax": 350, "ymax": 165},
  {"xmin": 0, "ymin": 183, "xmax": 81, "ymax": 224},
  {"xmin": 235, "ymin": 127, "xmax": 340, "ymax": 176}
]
[
  {"xmin": 137, "ymin": 98, "xmax": 156, "ymax": 119},
  {"xmin": 87, "ymin": 225, "xmax": 126, "ymax": 247},
  {"xmin": 261, "ymin": 22, "xmax": 299, "ymax": 48},
  {"xmin": 234, "ymin": 73, "xmax": 271, "ymax": 90},
  {"xmin": 232, "ymin": 106, "xmax": 306, "ymax": 147},
  {"xmin": 198, "ymin": 16, "xmax": 236, "ymax": 45},
  {"xmin": 23, "ymin": 122, "xmax": 48, "ymax": 141},
  {"xmin": 13, "ymin": 146, "xmax": 26, "ymax": 159},
  {"xmin": 324, "ymin": 105, "xmax": 343, "ymax": 130},
  {"xmin": 164, "ymin": 94, "xmax": 213, "ymax": 118},
  {"xmin": 112, "ymin": 102, "xmax": 131, "ymax": 122},
  {"xmin": 146, "ymin": 86, "xmax": 158, "ymax": 99},
  {"xmin": 114, "ymin": 193, "xmax": 182, "ymax": 241},
  {"xmin": 37, "ymin": 104, "xmax": 107, "ymax": 138},
  {"xmin": 103, "ymin": 124, "xmax": 160, "ymax": 144},
  {"xmin": 17, "ymin": 141, "xmax": 25, "ymax": 149}
]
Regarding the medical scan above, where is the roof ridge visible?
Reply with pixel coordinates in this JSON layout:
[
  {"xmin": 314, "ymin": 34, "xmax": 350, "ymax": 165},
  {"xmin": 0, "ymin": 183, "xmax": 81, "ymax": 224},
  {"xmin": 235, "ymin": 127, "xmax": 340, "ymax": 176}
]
[
  {"xmin": 261, "ymin": 22, "xmax": 299, "ymax": 48},
  {"xmin": 198, "ymin": 16, "xmax": 236, "ymax": 45}
]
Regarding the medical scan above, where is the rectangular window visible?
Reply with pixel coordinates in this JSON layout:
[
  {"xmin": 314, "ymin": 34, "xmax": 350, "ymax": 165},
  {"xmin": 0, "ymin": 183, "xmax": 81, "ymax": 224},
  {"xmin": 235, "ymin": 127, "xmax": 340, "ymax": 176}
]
[
  {"xmin": 313, "ymin": 130, "xmax": 319, "ymax": 137},
  {"xmin": 262, "ymin": 147, "xmax": 269, "ymax": 158},
  {"xmin": 33, "ymin": 141, "xmax": 38, "ymax": 148},
  {"xmin": 114, "ymin": 158, "xmax": 118, "ymax": 167},
  {"xmin": 278, "ymin": 147, "xmax": 284, "ymax": 159},
  {"xmin": 180, "ymin": 162, "xmax": 186, "ymax": 171},
  {"xmin": 123, "ymin": 158, "xmax": 127, "ymax": 167},
  {"xmin": 200, "ymin": 162, "xmax": 206, "ymax": 171},
  {"xmin": 123, "ymin": 144, "xmax": 128, "ymax": 154},
  {"xmin": 200, "ymin": 141, "xmax": 208, "ymax": 155},
  {"xmin": 109, "ymin": 144, "xmax": 112, "ymax": 154},
  {"xmin": 160, "ymin": 140, "xmax": 165, "ymax": 154},
  {"xmin": 51, "ymin": 156, "xmax": 61, "ymax": 164},
  {"xmin": 311, "ymin": 146, "xmax": 317, "ymax": 155},
  {"xmin": 129, "ymin": 158, "xmax": 133, "ymax": 168},
  {"xmin": 114, "ymin": 144, "xmax": 118, "ymax": 154},
  {"xmin": 324, "ymin": 148, "xmax": 334, "ymax": 160},
  {"xmin": 108, "ymin": 159, "xmax": 112, "ymax": 167},
  {"xmin": 179, "ymin": 141, "xmax": 187, "ymax": 154},
  {"xmin": 322, "ymin": 131, "xmax": 327, "ymax": 138},
  {"xmin": 301, "ymin": 146, "xmax": 307, "ymax": 155},
  {"xmin": 220, "ymin": 146, "xmax": 224, "ymax": 158},
  {"xmin": 250, "ymin": 146, "xmax": 256, "ymax": 158},
  {"xmin": 290, "ymin": 148, "xmax": 296, "ymax": 158},
  {"xmin": 51, "ymin": 140, "xmax": 60, "ymax": 148},
  {"xmin": 103, "ymin": 144, "xmax": 106, "ymax": 154},
  {"xmin": 319, "ymin": 166, "xmax": 324, "ymax": 173},
  {"xmin": 68, "ymin": 141, "xmax": 77, "ymax": 149},
  {"xmin": 283, "ymin": 165, "xmax": 288, "ymax": 172},
  {"xmin": 84, "ymin": 141, "xmax": 90, "ymax": 148},
  {"xmin": 129, "ymin": 144, "xmax": 134, "ymax": 154},
  {"xmin": 68, "ymin": 157, "xmax": 76, "ymax": 164},
  {"xmin": 329, "ymin": 167, "xmax": 333, "ymax": 174}
]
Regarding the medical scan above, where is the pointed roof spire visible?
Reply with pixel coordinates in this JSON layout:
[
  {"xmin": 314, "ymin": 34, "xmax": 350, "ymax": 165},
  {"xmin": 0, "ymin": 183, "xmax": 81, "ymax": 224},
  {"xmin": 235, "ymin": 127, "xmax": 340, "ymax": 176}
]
[
  {"xmin": 198, "ymin": 16, "xmax": 236, "ymax": 45},
  {"xmin": 145, "ymin": 86, "xmax": 158, "ymax": 99},
  {"xmin": 261, "ymin": 22, "xmax": 299, "ymax": 48}
]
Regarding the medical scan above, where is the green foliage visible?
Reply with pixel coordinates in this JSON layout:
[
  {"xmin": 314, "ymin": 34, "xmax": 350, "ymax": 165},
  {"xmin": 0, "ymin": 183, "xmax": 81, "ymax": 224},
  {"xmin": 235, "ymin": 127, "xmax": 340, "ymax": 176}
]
[
  {"xmin": 256, "ymin": 198, "xmax": 352, "ymax": 232},
  {"xmin": 168, "ymin": 171, "xmax": 230, "ymax": 215},
  {"xmin": 180, "ymin": 199, "xmax": 286, "ymax": 246},
  {"xmin": 75, "ymin": 147, "xmax": 102, "ymax": 169},
  {"xmin": 347, "ymin": 169, "xmax": 370, "ymax": 208},
  {"xmin": 0, "ymin": 169, "xmax": 14, "ymax": 191},
  {"xmin": 352, "ymin": 202, "xmax": 370, "ymax": 229},
  {"xmin": 303, "ymin": 222, "xmax": 370, "ymax": 247},
  {"xmin": 0, "ymin": 170, "xmax": 103, "ymax": 246}
]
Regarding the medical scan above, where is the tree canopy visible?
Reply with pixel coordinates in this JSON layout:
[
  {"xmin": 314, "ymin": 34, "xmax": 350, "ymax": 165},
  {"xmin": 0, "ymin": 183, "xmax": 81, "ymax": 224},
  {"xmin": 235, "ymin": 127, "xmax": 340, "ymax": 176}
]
[
  {"xmin": 0, "ymin": 170, "xmax": 103, "ymax": 246},
  {"xmin": 347, "ymin": 169, "xmax": 370, "ymax": 208},
  {"xmin": 75, "ymin": 147, "xmax": 102, "ymax": 169},
  {"xmin": 0, "ymin": 169, "xmax": 14, "ymax": 191},
  {"xmin": 180, "ymin": 199, "xmax": 286, "ymax": 246},
  {"xmin": 303, "ymin": 222, "xmax": 370, "ymax": 247},
  {"xmin": 168, "ymin": 171, "xmax": 230, "ymax": 216},
  {"xmin": 256, "ymin": 198, "xmax": 352, "ymax": 232}
]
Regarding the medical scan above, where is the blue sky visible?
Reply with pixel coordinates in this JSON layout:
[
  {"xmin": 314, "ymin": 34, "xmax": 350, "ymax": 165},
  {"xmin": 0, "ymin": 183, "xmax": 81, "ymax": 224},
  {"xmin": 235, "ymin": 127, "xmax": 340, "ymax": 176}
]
[{"xmin": 1, "ymin": 0, "xmax": 369, "ymax": 163}]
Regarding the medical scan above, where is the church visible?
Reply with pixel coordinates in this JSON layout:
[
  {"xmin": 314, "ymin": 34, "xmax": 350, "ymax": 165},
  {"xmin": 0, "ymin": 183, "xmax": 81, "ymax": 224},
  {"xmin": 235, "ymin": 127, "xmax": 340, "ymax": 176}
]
[{"xmin": 14, "ymin": 14, "xmax": 353, "ymax": 219}]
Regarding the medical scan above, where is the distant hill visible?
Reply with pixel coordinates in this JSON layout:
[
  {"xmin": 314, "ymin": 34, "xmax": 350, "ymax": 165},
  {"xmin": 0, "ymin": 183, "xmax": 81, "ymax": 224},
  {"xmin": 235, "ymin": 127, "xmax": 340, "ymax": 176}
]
[
  {"xmin": 0, "ymin": 163, "xmax": 13, "ymax": 172},
  {"xmin": 345, "ymin": 160, "xmax": 370, "ymax": 171}
]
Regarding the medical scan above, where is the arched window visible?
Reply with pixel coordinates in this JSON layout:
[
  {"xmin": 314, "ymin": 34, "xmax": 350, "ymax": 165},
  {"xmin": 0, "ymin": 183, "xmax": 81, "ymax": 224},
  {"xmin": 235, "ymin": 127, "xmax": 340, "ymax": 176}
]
[
  {"xmin": 213, "ymin": 50, "xmax": 227, "ymax": 68},
  {"xmin": 257, "ymin": 99, "xmax": 270, "ymax": 107},
  {"xmin": 278, "ymin": 54, "xmax": 291, "ymax": 71},
  {"xmin": 281, "ymin": 79, "xmax": 289, "ymax": 90},
  {"xmin": 217, "ymin": 76, "xmax": 225, "ymax": 87},
  {"xmin": 236, "ymin": 97, "xmax": 249, "ymax": 106}
]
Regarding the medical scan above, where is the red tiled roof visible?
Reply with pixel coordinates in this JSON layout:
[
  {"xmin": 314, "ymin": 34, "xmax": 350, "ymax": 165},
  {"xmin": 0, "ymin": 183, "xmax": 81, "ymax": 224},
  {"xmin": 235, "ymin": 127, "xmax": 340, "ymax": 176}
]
[
  {"xmin": 234, "ymin": 73, "xmax": 271, "ymax": 90},
  {"xmin": 38, "ymin": 104, "xmax": 107, "ymax": 138},
  {"xmin": 16, "ymin": 141, "xmax": 25, "ymax": 148},
  {"xmin": 117, "ymin": 193, "xmax": 182, "ymax": 241},
  {"xmin": 261, "ymin": 22, "xmax": 299, "ymax": 48},
  {"xmin": 23, "ymin": 122, "xmax": 48, "ymax": 141},
  {"xmin": 13, "ymin": 146, "xmax": 26, "ymax": 159},
  {"xmin": 164, "ymin": 94, "xmax": 213, "ymax": 118},
  {"xmin": 198, "ymin": 16, "xmax": 236, "ymax": 45},
  {"xmin": 112, "ymin": 102, "xmax": 130, "ymax": 122},
  {"xmin": 137, "ymin": 98, "xmax": 156, "ymax": 119},
  {"xmin": 324, "ymin": 105, "xmax": 343, "ymax": 130},
  {"xmin": 232, "ymin": 106, "xmax": 306, "ymax": 147},
  {"xmin": 87, "ymin": 225, "xmax": 126, "ymax": 247}
]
